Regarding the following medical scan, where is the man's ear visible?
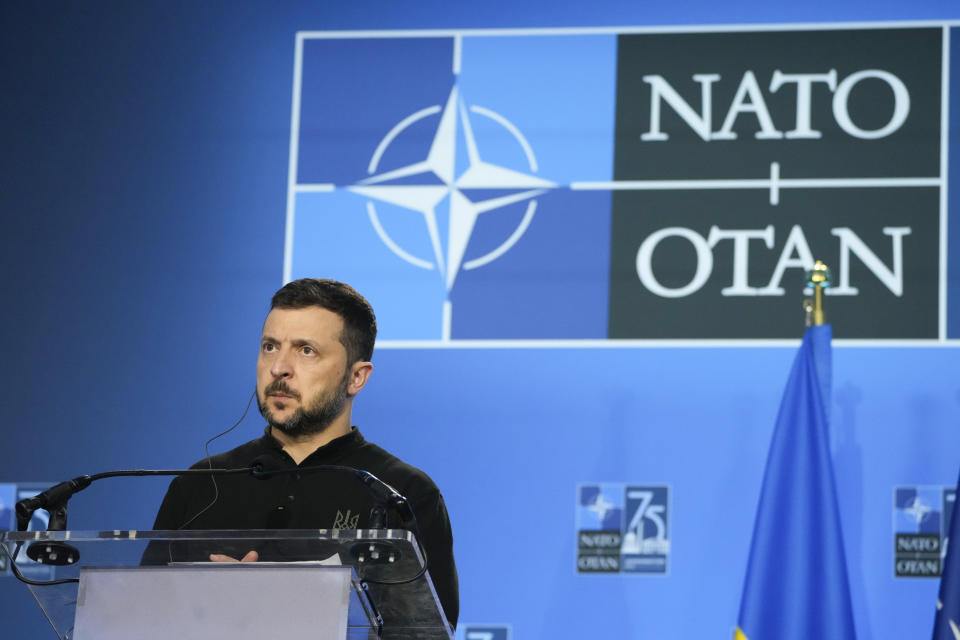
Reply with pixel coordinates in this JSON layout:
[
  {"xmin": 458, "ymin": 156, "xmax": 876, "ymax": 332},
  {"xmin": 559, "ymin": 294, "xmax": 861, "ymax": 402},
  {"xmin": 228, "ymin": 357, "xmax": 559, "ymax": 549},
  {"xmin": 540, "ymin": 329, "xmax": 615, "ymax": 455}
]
[{"xmin": 348, "ymin": 361, "xmax": 373, "ymax": 395}]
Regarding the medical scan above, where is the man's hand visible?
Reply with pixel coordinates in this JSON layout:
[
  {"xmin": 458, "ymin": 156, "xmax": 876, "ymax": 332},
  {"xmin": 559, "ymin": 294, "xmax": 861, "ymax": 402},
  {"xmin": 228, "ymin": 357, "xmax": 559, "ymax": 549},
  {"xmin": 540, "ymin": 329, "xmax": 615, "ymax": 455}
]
[{"xmin": 209, "ymin": 550, "xmax": 259, "ymax": 562}]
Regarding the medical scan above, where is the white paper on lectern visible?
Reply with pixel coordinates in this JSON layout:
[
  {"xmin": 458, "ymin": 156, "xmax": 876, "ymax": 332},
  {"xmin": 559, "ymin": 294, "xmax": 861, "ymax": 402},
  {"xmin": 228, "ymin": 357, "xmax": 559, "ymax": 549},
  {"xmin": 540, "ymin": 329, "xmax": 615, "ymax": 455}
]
[{"xmin": 73, "ymin": 564, "xmax": 352, "ymax": 640}]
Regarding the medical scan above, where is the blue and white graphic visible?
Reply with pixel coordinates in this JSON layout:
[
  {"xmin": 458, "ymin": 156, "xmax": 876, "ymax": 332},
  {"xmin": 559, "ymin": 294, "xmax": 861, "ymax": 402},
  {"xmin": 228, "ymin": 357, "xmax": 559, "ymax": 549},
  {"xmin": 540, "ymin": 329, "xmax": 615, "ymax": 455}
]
[
  {"xmin": 286, "ymin": 33, "xmax": 615, "ymax": 341},
  {"xmin": 577, "ymin": 484, "xmax": 624, "ymax": 531},
  {"xmin": 894, "ymin": 486, "xmax": 952, "ymax": 577},
  {"xmin": 460, "ymin": 624, "xmax": 510, "ymax": 640},
  {"xmin": 577, "ymin": 483, "xmax": 670, "ymax": 574},
  {"xmin": 352, "ymin": 84, "xmax": 555, "ymax": 294},
  {"xmin": 285, "ymin": 28, "xmax": 946, "ymax": 342},
  {"xmin": 896, "ymin": 486, "xmax": 944, "ymax": 535},
  {"xmin": 621, "ymin": 485, "xmax": 670, "ymax": 574}
]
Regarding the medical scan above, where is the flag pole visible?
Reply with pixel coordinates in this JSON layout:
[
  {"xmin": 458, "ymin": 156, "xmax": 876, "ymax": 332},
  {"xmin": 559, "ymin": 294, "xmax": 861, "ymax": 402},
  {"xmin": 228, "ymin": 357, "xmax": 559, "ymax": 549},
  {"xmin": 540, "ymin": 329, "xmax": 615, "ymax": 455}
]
[
  {"xmin": 804, "ymin": 260, "xmax": 832, "ymax": 327},
  {"xmin": 735, "ymin": 257, "xmax": 856, "ymax": 640}
]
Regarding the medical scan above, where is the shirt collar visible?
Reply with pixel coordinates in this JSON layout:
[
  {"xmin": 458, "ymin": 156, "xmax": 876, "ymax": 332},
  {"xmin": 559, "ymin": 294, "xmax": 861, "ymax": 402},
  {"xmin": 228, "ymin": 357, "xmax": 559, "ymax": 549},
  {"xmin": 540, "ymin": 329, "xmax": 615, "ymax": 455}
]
[{"xmin": 258, "ymin": 425, "xmax": 364, "ymax": 462}]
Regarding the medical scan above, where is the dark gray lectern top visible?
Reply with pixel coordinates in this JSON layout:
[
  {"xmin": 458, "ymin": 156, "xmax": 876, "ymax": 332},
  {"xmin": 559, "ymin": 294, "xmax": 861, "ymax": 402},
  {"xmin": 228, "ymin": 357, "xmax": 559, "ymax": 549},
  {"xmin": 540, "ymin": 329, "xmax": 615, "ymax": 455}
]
[{"xmin": 0, "ymin": 528, "xmax": 453, "ymax": 640}]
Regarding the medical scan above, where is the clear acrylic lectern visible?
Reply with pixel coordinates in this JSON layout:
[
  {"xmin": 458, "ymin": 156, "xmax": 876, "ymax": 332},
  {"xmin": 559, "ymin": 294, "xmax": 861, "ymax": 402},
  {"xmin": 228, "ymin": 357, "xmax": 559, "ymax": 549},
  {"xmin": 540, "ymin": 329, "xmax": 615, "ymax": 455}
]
[{"xmin": 0, "ymin": 528, "xmax": 453, "ymax": 640}]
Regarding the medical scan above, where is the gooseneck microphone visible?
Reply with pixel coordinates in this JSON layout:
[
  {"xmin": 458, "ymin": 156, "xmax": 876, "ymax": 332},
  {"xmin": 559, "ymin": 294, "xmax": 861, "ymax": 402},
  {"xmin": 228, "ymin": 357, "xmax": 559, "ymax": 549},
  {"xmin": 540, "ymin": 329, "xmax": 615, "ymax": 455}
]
[
  {"xmin": 15, "ymin": 467, "xmax": 257, "ymax": 534},
  {"xmin": 15, "ymin": 476, "xmax": 92, "ymax": 532},
  {"xmin": 6, "ymin": 466, "xmax": 260, "ymax": 589},
  {"xmin": 12, "ymin": 466, "xmax": 259, "ymax": 575}
]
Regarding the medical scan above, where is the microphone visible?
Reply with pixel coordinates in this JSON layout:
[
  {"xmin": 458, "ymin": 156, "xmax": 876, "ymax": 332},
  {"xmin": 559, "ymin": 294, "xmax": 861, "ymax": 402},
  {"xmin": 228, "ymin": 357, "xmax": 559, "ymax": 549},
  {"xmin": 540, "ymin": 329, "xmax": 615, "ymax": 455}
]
[
  {"xmin": 13, "ymin": 466, "xmax": 257, "ymax": 566},
  {"xmin": 16, "ymin": 476, "xmax": 92, "ymax": 532}
]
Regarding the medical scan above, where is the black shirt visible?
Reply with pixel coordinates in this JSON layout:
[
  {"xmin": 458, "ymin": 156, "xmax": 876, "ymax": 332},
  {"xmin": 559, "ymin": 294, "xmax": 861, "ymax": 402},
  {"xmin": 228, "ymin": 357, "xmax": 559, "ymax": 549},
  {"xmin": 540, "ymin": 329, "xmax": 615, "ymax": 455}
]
[{"xmin": 150, "ymin": 427, "xmax": 458, "ymax": 627}]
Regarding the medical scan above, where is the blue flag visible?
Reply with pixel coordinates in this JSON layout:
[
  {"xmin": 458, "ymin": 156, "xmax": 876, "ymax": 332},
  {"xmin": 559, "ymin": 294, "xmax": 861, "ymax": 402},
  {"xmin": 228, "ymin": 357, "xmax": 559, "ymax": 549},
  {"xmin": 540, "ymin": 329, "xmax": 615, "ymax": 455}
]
[
  {"xmin": 735, "ymin": 325, "xmax": 857, "ymax": 640},
  {"xmin": 933, "ymin": 469, "xmax": 960, "ymax": 639}
]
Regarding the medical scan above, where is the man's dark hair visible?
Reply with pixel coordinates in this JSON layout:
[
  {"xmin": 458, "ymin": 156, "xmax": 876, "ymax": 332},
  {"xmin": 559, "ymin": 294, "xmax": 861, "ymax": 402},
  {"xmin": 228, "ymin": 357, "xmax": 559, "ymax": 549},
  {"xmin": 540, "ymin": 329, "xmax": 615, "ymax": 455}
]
[{"xmin": 270, "ymin": 278, "xmax": 377, "ymax": 364}]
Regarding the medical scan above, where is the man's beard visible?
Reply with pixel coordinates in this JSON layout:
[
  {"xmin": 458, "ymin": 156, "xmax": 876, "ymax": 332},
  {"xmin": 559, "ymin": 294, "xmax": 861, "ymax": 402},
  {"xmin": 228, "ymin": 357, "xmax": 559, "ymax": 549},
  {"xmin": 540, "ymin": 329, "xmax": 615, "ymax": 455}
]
[{"xmin": 258, "ymin": 373, "xmax": 350, "ymax": 438}]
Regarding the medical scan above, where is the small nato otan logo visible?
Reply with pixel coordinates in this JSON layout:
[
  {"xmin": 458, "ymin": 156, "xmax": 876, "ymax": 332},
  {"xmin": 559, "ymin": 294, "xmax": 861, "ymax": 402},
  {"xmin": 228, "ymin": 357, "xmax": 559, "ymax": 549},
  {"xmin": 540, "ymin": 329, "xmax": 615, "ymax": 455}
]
[
  {"xmin": 460, "ymin": 624, "xmax": 511, "ymax": 640},
  {"xmin": 576, "ymin": 483, "xmax": 669, "ymax": 575},
  {"xmin": 893, "ymin": 486, "xmax": 954, "ymax": 578}
]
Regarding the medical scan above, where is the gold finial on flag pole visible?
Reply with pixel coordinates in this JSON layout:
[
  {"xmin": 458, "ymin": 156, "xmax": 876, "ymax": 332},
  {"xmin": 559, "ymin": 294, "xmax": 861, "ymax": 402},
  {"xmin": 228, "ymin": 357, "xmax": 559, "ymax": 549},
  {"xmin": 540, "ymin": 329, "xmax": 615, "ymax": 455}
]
[{"xmin": 804, "ymin": 260, "xmax": 832, "ymax": 327}]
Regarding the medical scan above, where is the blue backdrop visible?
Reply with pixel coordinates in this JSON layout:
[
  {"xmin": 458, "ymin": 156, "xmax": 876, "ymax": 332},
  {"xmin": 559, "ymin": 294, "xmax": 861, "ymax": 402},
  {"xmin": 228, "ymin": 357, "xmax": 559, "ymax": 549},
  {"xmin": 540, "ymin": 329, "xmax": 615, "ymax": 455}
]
[{"xmin": 2, "ymin": 2, "xmax": 959, "ymax": 639}]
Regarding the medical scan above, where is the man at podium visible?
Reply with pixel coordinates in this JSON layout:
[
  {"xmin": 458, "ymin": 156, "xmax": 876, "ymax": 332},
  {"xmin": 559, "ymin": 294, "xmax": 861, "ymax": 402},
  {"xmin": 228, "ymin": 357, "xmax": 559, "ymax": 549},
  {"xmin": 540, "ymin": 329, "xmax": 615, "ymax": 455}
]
[{"xmin": 147, "ymin": 278, "xmax": 459, "ymax": 627}]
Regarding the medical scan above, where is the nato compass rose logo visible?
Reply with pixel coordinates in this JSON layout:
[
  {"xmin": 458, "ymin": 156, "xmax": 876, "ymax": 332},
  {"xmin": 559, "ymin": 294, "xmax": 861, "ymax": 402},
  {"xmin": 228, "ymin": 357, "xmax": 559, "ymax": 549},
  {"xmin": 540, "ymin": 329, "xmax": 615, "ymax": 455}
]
[
  {"xmin": 287, "ymin": 33, "xmax": 618, "ymax": 342},
  {"xmin": 348, "ymin": 85, "xmax": 556, "ymax": 297}
]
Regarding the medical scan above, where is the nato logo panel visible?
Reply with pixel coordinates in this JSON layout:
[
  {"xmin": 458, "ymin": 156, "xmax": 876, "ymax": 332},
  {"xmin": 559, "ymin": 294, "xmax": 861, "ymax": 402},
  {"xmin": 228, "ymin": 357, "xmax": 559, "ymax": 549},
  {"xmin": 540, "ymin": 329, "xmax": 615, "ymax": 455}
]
[
  {"xmin": 286, "ymin": 27, "xmax": 943, "ymax": 341},
  {"xmin": 894, "ymin": 486, "xmax": 954, "ymax": 578},
  {"xmin": 576, "ymin": 483, "xmax": 670, "ymax": 575}
]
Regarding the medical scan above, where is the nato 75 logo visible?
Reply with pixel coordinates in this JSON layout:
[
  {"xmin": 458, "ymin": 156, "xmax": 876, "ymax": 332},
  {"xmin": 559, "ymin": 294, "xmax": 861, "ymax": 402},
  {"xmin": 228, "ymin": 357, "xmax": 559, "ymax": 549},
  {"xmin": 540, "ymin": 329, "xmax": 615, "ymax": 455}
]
[{"xmin": 576, "ymin": 483, "xmax": 670, "ymax": 575}]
